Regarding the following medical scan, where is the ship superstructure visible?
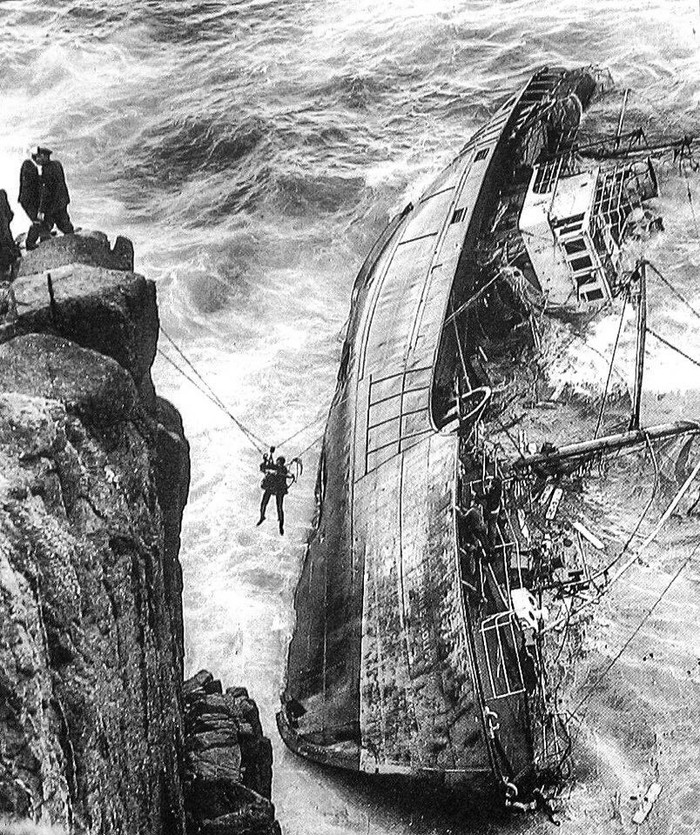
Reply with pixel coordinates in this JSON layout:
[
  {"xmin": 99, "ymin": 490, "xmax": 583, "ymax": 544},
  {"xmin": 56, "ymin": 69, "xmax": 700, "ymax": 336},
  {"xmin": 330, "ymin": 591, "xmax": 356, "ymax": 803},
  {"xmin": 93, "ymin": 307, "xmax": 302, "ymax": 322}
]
[{"xmin": 278, "ymin": 67, "xmax": 700, "ymax": 804}]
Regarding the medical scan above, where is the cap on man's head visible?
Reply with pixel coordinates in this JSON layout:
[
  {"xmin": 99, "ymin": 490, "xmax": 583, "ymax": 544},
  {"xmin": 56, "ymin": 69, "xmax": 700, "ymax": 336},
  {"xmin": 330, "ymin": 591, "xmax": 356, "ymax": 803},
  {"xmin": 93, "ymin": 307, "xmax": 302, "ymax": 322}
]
[{"xmin": 30, "ymin": 146, "xmax": 52, "ymax": 160}]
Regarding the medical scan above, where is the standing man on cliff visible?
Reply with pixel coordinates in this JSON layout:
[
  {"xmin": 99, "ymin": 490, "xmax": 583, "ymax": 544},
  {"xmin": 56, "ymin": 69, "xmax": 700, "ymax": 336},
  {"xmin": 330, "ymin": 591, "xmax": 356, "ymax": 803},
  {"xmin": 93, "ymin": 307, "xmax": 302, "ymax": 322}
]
[
  {"xmin": 24, "ymin": 147, "xmax": 74, "ymax": 249},
  {"xmin": 0, "ymin": 189, "xmax": 20, "ymax": 280},
  {"xmin": 18, "ymin": 149, "xmax": 46, "ymax": 250}
]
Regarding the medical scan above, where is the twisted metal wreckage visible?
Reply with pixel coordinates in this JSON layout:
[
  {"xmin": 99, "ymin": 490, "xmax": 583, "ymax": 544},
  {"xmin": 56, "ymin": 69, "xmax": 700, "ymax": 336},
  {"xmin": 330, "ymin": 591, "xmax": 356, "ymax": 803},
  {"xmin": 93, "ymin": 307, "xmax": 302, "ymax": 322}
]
[{"xmin": 277, "ymin": 66, "xmax": 700, "ymax": 810}]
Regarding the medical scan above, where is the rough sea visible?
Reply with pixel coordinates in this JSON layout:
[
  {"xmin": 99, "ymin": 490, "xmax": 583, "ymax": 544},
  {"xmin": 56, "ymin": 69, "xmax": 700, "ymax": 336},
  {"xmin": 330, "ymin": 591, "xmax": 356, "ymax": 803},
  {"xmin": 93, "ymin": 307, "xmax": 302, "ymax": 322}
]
[{"xmin": 1, "ymin": 1, "xmax": 699, "ymax": 833}]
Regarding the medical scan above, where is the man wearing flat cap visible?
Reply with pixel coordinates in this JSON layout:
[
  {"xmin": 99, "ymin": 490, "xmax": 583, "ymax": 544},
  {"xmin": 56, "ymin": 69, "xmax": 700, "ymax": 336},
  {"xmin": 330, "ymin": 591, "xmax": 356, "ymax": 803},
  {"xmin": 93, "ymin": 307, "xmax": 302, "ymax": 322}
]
[
  {"xmin": 23, "ymin": 146, "xmax": 74, "ymax": 250},
  {"xmin": 19, "ymin": 149, "xmax": 45, "ymax": 249}
]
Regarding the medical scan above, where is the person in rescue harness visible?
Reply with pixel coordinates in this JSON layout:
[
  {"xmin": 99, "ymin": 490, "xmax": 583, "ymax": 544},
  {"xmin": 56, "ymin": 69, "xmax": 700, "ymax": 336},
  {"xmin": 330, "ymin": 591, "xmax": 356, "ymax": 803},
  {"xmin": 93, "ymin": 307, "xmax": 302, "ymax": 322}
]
[{"xmin": 257, "ymin": 448, "xmax": 293, "ymax": 535}]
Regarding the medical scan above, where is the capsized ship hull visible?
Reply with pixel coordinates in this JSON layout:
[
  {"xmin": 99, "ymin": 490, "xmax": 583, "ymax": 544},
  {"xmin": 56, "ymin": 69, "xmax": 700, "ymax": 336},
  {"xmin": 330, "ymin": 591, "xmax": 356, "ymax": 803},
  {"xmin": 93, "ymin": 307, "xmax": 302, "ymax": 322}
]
[{"xmin": 278, "ymin": 66, "xmax": 699, "ymax": 799}]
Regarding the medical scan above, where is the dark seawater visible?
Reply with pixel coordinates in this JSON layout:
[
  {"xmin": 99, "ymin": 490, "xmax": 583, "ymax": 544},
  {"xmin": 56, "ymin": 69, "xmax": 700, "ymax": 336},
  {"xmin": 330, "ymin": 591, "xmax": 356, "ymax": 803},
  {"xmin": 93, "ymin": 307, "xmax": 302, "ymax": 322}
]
[{"xmin": 1, "ymin": 2, "xmax": 699, "ymax": 833}]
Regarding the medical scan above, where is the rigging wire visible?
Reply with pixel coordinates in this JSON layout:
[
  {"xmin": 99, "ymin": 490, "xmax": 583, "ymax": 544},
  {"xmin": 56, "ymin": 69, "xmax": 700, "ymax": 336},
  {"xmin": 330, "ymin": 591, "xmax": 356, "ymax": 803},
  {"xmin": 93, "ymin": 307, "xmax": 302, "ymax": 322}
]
[
  {"xmin": 444, "ymin": 273, "xmax": 501, "ymax": 327},
  {"xmin": 546, "ymin": 448, "xmax": 697, "ymax": 636},
  {"xmin": 647, "ymin": 261, "xmax": 700, "ymax": 323},
  {"xmin": 546, "ymin": 436, "xmax": 659, "ymax": 708},
  {"xmin": 647, "ymin": 326, "xmax": 700, "ymax": 368},
  {"xmin": 570, "ymin": 543, "xmax": 697, "ymax": 722},
  {"xmin": 594, "ymin": 292, "xmax": 628, "ymax": 439}
]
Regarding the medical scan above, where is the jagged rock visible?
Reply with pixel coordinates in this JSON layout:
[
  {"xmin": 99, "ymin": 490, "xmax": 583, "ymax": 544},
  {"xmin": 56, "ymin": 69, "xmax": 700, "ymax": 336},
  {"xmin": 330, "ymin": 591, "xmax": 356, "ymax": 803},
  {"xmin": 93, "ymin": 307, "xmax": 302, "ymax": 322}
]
[
  {"xmin": 183, "ymin": 670, "xmax": 216, "ymax": 697},
  {"xmin": 192, "ymin": 782, "xmax": 281, "ymax": 835},
  {"xmin": 0, "ymin": 334, "xmax": 137, "ymax": 427},
  {"xmin": 5, "ymin": 262, "xmax": 158, "ymax": 410},
  {"xmin": 182, "ymin": 673, "xmax": 279, "ymax": 835},
  {"xmin": 0, "ymin": 237, "xmax": 278, "ymax": 835},
  {"xmin": 226, "ymin": 687, "xmax": 249, "ymax": 700},
  {"xmin": 154, "ymin": 397, "xmax": 190, "ymax": 671},
  {"xmin": 18, "ymin": 231, "xmax": 134, "ymax": 275},
  {"xmin": 185, "ymin": 748, "xmax": 242, "ymax": 784},
  {"xmin": 0, "ymin": 236, "xmax": 188, "ymax": 834}
]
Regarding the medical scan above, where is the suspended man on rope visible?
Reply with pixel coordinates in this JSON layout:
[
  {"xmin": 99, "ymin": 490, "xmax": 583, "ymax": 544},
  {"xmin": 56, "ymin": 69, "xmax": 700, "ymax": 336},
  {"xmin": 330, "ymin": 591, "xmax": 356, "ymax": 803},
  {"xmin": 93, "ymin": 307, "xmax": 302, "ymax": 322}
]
[
  {"xmin": 257, "ymin": 447, "xmax": 298, "ymax": 536},
  {"xmin": 158, "ymin": 326, "xmax": 316, "ymax": 535}
]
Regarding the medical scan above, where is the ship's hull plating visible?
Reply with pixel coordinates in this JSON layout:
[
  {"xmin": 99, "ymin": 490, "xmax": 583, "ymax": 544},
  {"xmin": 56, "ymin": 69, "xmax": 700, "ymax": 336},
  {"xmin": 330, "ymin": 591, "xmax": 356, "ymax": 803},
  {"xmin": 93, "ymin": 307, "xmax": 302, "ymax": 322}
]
[{"xmin": 280, "ymin": 67, "xmax": 597, "ymax": 794}]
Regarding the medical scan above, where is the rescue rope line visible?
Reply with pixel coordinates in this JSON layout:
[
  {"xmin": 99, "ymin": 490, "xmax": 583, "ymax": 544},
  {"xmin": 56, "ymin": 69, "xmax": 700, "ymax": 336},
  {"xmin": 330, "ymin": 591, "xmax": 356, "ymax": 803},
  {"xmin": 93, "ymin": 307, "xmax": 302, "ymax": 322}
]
[
  {"xmin": 158, "ymin": 326, "xmax": 325, "ymax": 460},
  {"xmin": 275, "ymin": 415, "xmax": 325, "ymax": 450},
  {"xmin": 157, "ymin": 328, "xmax": 269, "ymax": 452},
  {"xmin": 156, "ymin": 346, "xmax": 265, "ymax": 453}
]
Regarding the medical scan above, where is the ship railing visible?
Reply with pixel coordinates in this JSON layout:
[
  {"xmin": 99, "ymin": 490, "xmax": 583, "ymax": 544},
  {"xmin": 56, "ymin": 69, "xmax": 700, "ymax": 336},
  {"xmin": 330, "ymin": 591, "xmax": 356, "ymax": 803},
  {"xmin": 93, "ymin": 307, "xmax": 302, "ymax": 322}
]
[
  {"xmin": 479, "ymin": 611, "xmax": 527, "ymax": 701},
  {"xmin": 576, "ymin": 225, "xmax": 614, "ymax": 302},
  {"xmin": 532, "ymin": 156, "xmax": 565, "ymax": 195},
  {"xmin": 460, "ymin": 469, "xmax": 528, "ymax": 602},
  {"xmin": 500, "ymin": 508, "xmax": 526, "ymax": 589},
  {"xmin": 536, "ymin": 708, "xmax": 568, "ymax": 771}
]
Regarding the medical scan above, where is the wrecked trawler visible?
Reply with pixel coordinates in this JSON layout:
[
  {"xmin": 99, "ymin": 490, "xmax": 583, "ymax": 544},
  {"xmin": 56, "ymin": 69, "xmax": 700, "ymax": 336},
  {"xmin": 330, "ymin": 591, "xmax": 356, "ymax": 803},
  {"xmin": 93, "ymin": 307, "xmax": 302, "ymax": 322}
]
[{"xmin": 277, "ymin": 66, "xmax": 700, "ymax": 804}]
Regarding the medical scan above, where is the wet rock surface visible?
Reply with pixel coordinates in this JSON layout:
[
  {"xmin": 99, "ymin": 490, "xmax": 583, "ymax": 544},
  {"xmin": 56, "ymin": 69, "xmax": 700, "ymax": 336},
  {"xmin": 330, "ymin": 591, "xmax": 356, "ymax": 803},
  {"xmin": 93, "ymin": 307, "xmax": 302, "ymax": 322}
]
[{"xmin": 183, "ymin": 671, "xmax": 280, "ymax": 835}]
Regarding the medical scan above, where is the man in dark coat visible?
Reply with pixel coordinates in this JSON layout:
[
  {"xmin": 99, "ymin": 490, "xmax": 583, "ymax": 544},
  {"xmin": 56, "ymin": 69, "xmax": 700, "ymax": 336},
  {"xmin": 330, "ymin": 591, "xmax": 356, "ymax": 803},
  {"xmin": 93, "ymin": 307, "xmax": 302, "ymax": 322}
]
[
  {"xmin": 25, "ymin": 147, "xmax": 74, "ymax": 249},
  {"xmin": 18, "ymin": 152, "xmax": 48, "ymax": 250},
  {"xmin": 0, "ymin": 189, "xmax": 20, "ymax": 278}
]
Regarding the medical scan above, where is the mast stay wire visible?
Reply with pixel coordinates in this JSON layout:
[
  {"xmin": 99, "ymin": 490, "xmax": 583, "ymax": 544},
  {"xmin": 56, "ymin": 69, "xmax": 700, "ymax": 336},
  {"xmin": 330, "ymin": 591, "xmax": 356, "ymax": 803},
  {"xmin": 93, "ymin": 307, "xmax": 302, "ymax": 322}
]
[
  {"xmin": 568, "ymin": 542, "xmax": 697, "ymax": 726},
  {"xmin": 647, "ymin": 327, "xmax": 700, "ymax": 369},
  {"xmin": 553, "ymin": 542, "xmax": 697, "ymax": 776},
  {"xmin": 646, "ymin": 260, "xmax": 700, "ymax": 323},
  {"xmin": 545, "ymin": 449, "xmax": 697, "ymax": 636},
  {"xmin": 594, "ymin": 291, "xmax": 628, "ymax": 439}
]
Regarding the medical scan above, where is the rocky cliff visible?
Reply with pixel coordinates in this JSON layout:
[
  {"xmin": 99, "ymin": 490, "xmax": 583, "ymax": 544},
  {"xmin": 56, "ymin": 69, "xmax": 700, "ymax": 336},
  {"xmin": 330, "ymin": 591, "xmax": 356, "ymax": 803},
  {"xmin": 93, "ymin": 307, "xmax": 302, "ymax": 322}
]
[
  {"xmin": 0, "ymin": 233, "xmax": 279, "ymax": 835},
  {"xmin": 182, "ymin": 671, "xmax": 280, "ymax": 835}
]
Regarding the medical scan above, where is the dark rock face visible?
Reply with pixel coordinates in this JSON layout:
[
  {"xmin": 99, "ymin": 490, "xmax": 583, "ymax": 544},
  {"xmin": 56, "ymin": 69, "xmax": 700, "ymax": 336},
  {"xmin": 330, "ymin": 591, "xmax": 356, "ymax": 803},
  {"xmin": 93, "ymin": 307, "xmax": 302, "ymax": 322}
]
[
  {"xmin": 183, "ymin": 672, "xmax": 280, "ymax": 835},
  {"xmin": 0, "ymin": 340, "xmax": 185, "ymax": 831},
  {"xmin": 0, "ymin": 234, "xmax": 277, "ymax": 835},
  {"xmin": 0, "ymin": 235, "xmax": 190, "ymax": 833}
]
